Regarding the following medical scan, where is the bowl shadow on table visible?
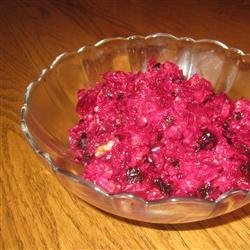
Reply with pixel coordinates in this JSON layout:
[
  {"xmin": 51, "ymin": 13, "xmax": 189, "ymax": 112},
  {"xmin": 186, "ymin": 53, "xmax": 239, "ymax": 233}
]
[{"xmin": 91, "ymin": 203, "xmax": 250, "ymax": 231}]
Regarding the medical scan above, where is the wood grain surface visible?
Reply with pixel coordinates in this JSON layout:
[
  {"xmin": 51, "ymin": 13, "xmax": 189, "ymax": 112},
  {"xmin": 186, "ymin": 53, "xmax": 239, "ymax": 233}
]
[{"xmin": 1, "ymin": 0, "xmax": 250, "ymax": 249}]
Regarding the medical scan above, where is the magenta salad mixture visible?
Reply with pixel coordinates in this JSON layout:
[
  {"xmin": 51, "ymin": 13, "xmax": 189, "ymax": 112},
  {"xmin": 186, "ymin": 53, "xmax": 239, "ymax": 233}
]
[{"xmin": 69, "ymin": 60, "xmax": 250, "ymax": 201}]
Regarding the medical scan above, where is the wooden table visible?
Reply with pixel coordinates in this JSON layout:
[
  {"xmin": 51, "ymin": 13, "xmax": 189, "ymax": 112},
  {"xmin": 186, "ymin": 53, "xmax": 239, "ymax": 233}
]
[{"xmin": 1, "ymin": 0, "xmax": 250, "ymax": 249}]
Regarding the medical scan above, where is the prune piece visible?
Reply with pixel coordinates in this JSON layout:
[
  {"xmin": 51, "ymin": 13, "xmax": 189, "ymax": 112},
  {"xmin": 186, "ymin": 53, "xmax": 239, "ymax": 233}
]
[
  {"xmin": 153, "ymin": 63, "xmax": 161, "ymax": 69},
  {"xmin": 154, "ymin": 178, "xmax": 172, "ymax": 195},
  {"xmin": 199, "ymin": 183, "xmax": 212, "ymax": 198},
  {"xmin": 226, "ymin": 137, "xmax": 232, "ymax": 145},
  {"xmin": 197, "ymin": 129, "xmax": 217, "ymax": 150},
  {"xmin": 126, "ymin": 168, "xmax": 143, "ymax": 183},
  {"xmin": 78, "ymin": 133, "xmax": 88, "ymax": 149},
  {"xmin": 234, "ymin": 112, "xmax": 243, "ymax": 121}
]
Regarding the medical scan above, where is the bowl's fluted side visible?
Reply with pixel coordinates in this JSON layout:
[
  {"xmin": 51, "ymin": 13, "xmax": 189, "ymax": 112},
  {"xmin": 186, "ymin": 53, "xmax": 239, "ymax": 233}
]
[
  {"xmin": 21, "ymin": 34, "xmax": 250, "ymax": 223},
  {"xmin": 56, "ymin": 169, "xmax": 249, "ymax": 223}
]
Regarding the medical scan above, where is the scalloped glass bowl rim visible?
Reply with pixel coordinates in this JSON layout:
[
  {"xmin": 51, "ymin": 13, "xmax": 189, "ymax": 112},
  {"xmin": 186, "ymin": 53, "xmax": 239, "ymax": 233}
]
[{"xmin": 20, "ymin": 33, "xmax": 250, "ymax": 207}]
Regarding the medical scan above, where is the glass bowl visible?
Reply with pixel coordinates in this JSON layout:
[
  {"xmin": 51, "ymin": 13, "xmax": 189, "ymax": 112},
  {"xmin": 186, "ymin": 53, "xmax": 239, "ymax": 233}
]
[{"xmin": 21, "ymin": 33, "xmax": 250, "ymax": 224}]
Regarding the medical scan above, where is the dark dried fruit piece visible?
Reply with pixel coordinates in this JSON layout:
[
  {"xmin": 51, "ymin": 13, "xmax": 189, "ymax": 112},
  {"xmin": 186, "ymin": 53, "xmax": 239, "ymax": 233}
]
[
  {"xmin": 78, "ymin": 133, "xmax": 88, "ymax": 149},
  {"xmin": 126, "ymin": 167, "xmax": 143, "ymax": 183},
  {"xmin": 234, "ymin": 112, "xmax": 243, "ymax": 121},
  {"xmin": 199, "ymin": 183, "xmax": 212, "ymax": 198},
  {"xmin": 154, "ymin": 178, "xmax": 172, "ymax": 195},
  {"xmin": 153, "ymin": 63, "xmax": 161, "ymax": 69},
  {"xmin": 226, "ymin": 137, "xmax": 232, "ymax": 145},
  {"xmin": 197, "ymin": 129, "xmax": 217, "ymax": 150}
]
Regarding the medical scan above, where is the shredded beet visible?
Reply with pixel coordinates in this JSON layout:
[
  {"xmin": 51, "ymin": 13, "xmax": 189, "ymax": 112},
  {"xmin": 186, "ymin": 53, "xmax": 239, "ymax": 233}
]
[{"xmin": 69, "ymin": 60, "xmax": 250, "ymax": 201}]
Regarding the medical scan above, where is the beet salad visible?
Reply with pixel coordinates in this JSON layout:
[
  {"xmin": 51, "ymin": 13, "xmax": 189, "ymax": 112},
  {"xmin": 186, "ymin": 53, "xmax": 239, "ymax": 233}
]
[{"xmin": 69, "ymin": 60, "xmax": 250, "ymax": 201}]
